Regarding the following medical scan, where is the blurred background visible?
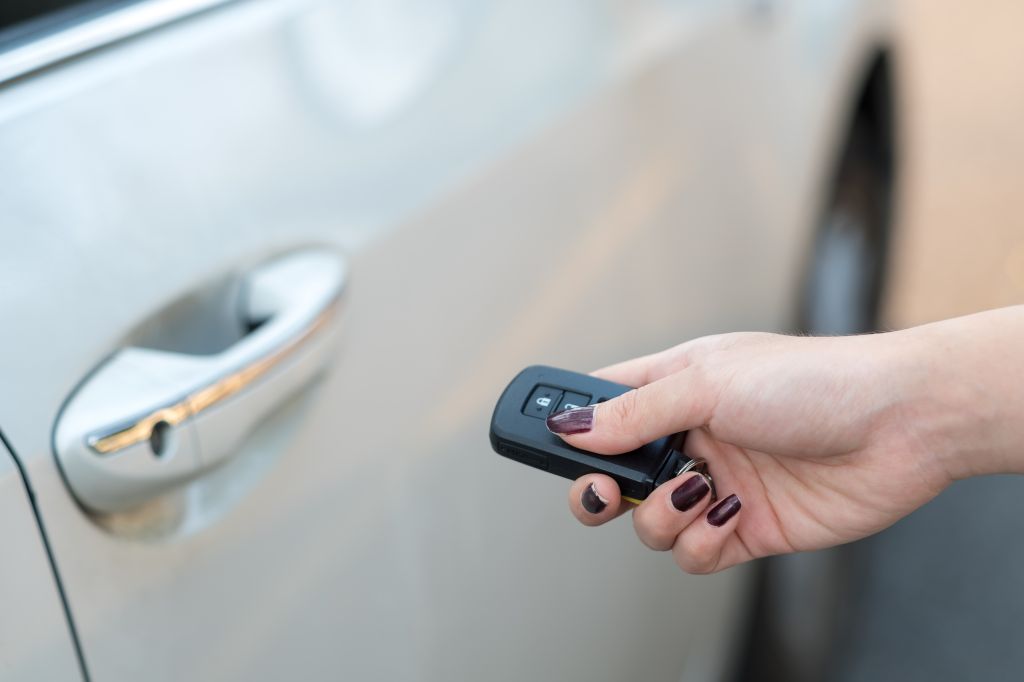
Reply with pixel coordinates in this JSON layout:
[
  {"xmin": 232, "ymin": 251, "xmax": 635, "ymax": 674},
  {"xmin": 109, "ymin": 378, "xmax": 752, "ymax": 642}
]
[
  {"xmin": 887, "ymin": 0, "xmax": 1024, "ymax": 328},
  {"xmin": 1, "ymin": 0, "xmax": 1023, "ymax": 681}
]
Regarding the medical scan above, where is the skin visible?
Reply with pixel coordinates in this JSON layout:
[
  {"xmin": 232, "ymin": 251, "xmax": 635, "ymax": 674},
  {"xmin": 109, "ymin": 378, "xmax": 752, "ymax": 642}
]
[{"xmin": 555, "ymin": 306, "xmax": 1024, "ymax": 574}]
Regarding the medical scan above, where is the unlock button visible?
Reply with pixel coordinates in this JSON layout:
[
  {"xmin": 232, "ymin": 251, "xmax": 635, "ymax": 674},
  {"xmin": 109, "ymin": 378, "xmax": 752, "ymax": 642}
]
[
  {"xmin": 557, "ymin": 392, "xmax": 591, "ymax": 413},
  {"xmin": 523, "ymin": 385, "xmax": 563, "ymax": 419}
]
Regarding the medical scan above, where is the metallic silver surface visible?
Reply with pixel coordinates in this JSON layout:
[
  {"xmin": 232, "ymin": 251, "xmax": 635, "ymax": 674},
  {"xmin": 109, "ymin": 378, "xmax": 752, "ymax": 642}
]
[
  {"xmin": 0, "ymin": 0, "xmax": 896, "ymax": 679},
  {"xmin": 0, "ymin": 0, "xmax": 235, "ymax": 85},
  {"xmin": 86, "ymin": 304, "xmax": 335, "ymax": 456}
]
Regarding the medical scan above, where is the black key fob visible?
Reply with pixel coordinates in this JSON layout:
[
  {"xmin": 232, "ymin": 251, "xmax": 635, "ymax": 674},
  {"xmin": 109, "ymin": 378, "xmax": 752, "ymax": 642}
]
[{"xmin": 489, "ymin": 365, "xmax": 714, "ymax": 503}]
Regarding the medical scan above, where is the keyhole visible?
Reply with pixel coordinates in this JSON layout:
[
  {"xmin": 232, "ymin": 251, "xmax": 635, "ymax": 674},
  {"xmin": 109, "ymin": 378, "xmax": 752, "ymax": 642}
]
[{"xmin": 149, "ymin": 420, "xmax": 171, "ymax": 458}]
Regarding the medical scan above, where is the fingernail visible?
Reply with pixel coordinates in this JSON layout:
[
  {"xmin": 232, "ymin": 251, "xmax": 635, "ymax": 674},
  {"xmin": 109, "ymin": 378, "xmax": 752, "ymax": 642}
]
[
  {"xmin": 581, "ymin": 482, "xmax": 608, "ymax": 514},
  {"xmin": 706, "ymin": 494, "xmax": 741, "ymax": 527},
  {"xmin": 546, "ymin": 405, "xmax": 595, "ymax": 435},
  {"xmin": 670, "ymin": 475, "xmax": 710, "ymax": 512}
]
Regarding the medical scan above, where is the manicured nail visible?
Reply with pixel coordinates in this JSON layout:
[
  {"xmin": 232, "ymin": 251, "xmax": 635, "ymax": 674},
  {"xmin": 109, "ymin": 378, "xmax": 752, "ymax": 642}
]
[
  {"xmin": 547, "ymin": 405, "xmax": 595, "ymax": 435},
  {"xmin": 706, "ymin": 494, "xmax": 741, "ymax": 527},
  {"xmin": 581, "ymin": 482, "xmax": 608, "ymax": 514},
  {"xmin": 671, "ymin": 475, "xmax": 711, "ymax": 512}
]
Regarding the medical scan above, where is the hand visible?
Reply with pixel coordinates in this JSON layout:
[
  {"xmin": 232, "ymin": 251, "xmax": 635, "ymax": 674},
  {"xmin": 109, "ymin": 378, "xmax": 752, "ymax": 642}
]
[{"xmin": 547, "ymin": 327, "xmax": 974, "ymax": 574}]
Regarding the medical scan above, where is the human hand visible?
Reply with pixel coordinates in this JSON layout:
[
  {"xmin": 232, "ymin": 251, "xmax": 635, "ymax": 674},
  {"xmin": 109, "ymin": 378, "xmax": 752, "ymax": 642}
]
[{"xmin": 547, "ymin": 326, "xmax": 977, "ymax": 574}]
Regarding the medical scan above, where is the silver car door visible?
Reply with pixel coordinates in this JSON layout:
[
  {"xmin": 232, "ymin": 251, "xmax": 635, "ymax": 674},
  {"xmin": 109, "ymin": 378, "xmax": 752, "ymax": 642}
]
[
  {"xmin": 0, "ymin": 433, "xmax": 82, "ymax": 679},
  {"xmin": 0, "ymin": 0, "xmax": 804, "ymax": 680}
]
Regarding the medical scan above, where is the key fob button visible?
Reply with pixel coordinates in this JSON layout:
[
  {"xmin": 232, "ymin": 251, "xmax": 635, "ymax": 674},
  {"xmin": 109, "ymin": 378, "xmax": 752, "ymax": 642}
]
[
  {"xmin": 492, "ymin": 366, "xmax": 688, "ymax": 502},
  {"xmin": 556, "ymin": 392, "xmax": 592, "ymax": 414},
  {"xmin": 523, "ymin": 385, "xmax": 563, "ymax": 418}
]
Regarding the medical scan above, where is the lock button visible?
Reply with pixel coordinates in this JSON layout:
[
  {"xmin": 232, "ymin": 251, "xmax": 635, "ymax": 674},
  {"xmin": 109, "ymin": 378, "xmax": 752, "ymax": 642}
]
[{"xmin": 523, "ymin": 385, "xmax": 563, "ymax": 419}]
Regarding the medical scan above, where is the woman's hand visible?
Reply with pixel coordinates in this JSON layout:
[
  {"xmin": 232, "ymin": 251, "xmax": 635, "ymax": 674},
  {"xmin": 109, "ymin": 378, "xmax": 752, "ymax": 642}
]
[{"xmin": 547, "ymin": 308, "xmax": 1024, "ymax": 574}]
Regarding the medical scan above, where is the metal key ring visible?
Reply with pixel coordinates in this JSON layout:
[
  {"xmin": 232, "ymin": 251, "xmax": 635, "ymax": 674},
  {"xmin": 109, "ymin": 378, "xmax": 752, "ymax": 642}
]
[{"xmin": 676, "ymin": 457, "xmax": 717, "ymax": 502}]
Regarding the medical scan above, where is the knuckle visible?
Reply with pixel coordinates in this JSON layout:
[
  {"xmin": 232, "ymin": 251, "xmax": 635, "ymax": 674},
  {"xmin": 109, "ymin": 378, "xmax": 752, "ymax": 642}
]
[
  {"xmin": 632, "ymin": 506, "xmax": 673, "ymax": 551},
  {"xmin": 603, "ymin": 388, "xmax": 648, "ymax": 447},
  {"xmin": 598, "ymin": 391, "xmax": 647, "ymax": 448},
  {"xmin": 673, "ymin": 534, "xmax": 720, "ymax": 575},
  {"xmin": 608, "ymin": 389, "xmax": 641, "ymax": 427}
]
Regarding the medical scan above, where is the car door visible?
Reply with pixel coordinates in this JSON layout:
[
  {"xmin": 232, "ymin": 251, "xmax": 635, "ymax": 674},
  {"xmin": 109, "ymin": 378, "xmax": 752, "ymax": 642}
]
[
  {"xmin": 0, "ymin": 435, "xmax": 82, "ymax": 679},
  {"xmin": 0, "ymin": 1, "xmax": 794, "ymax": 680}
]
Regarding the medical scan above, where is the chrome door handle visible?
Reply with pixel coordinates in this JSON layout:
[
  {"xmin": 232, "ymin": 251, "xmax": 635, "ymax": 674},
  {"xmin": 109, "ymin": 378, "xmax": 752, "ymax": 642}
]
[{"xmin": 54, "ymin": 249, "xmax": 346, "ymax": 514}]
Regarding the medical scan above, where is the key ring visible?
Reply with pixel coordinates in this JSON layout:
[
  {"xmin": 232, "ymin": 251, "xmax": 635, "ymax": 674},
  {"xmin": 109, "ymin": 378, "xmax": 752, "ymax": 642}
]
[{"xmin": 676, "ymin": 457, "xmax": 717, "ymax": 502}]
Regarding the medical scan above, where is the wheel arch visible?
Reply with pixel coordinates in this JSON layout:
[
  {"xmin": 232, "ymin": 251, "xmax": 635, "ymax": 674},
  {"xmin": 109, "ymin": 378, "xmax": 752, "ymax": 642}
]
[{"xmin": 793, "ymin": 40, "xmax": 901, "ymax": 332}]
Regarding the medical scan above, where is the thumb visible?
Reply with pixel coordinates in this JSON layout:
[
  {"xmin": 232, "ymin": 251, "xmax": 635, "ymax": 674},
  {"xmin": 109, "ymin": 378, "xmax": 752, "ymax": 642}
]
[{"xmin": 546, "ymin": 367, "xmax": 717, "ymax": 455}]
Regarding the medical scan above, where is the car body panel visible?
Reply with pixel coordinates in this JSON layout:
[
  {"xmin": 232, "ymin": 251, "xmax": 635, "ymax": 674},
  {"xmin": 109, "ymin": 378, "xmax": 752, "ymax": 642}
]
[
  {"xmin": 0, "ymin": 437, "xmax": 81, "ymax": 679},
  {"xmin": 0, "ymin": 0, "xmax": 895, "ymax": 679}
]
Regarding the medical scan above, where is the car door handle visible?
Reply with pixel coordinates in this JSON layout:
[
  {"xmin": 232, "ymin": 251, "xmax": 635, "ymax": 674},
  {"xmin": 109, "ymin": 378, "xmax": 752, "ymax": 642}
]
[{"xmin": 54, "ymin": 249, "xmax": 346, "ymax": 514}]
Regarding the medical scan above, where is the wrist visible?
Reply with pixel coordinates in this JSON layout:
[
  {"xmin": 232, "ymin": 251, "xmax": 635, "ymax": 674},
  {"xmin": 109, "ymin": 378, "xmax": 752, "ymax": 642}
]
[{"xmin": 892, "ymin": 308, "xmax": 1024, "ymax": 480}]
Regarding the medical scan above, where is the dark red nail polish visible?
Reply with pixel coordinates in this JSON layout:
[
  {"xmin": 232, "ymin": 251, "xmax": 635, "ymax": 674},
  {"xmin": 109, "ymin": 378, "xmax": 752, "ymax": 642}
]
[
  {"xmin": 671, "ymin": 475, "xmax": 710, "ymax": 512},
  {"xmin": 546, "ymin": 405, "xmax": 595, "ymax": 435},
  {"xmin": 707, "ymin": 494, "xmax": 741, "ymax": 527},
  {"xmin": 581, "ymin": 482, "xmax": 608, "ymax": 514}
]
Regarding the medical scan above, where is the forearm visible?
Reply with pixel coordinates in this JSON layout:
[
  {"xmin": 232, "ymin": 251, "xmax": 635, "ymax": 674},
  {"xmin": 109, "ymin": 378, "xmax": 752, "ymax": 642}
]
[{"xmin": 895, "ymin": 306, "xmax": 1024, "ymax": 479}]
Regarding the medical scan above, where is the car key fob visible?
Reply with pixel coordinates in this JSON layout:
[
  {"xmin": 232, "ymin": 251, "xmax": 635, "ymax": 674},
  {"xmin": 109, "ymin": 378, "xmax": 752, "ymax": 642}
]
[{"xmin": 489, "ymin": 365, "xmax": 714, "ymax": 504}]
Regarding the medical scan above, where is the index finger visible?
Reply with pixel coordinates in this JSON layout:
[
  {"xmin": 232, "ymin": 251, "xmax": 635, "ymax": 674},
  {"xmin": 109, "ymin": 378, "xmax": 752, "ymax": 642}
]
[{"xmin": 590, "ymin": 343, "xmax": 692, "ymax": 387}]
